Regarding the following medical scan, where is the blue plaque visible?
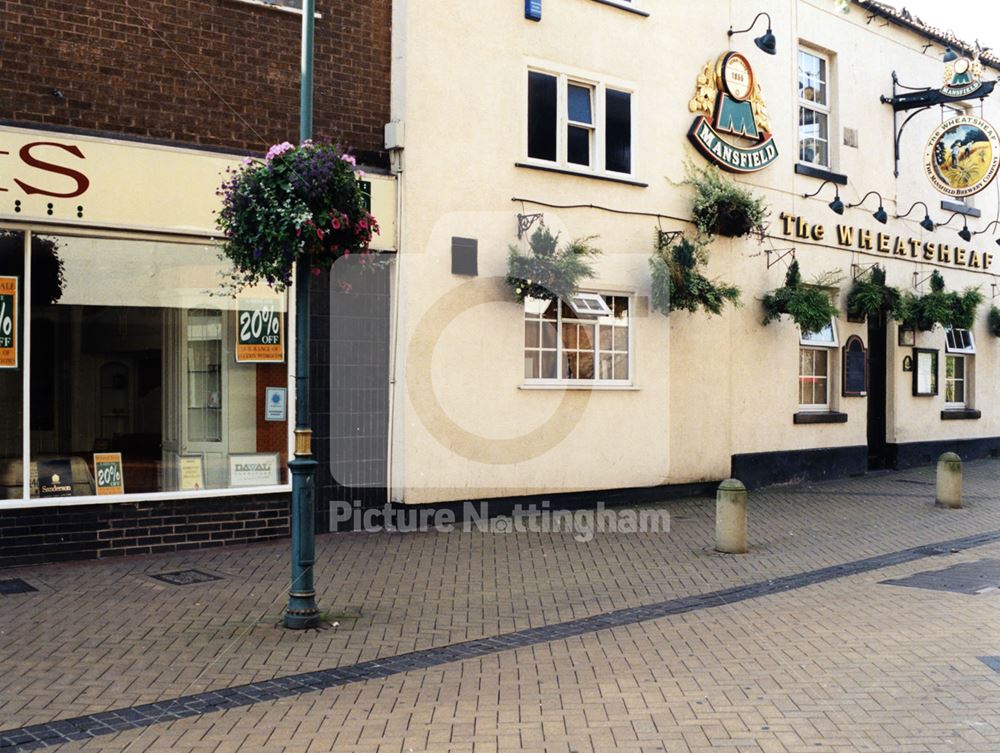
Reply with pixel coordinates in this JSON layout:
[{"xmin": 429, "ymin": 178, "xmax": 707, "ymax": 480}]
[{"xmin": 525, "ymin": 0, "xmax": 541, "ymax": 21}]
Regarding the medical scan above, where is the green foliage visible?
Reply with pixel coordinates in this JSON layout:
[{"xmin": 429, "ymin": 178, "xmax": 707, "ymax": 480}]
[
  {"xmin": 649, "ymin": 231, "xmax": 741, "ymax": 316},
  {"xmin": 893, "ymin": 271, "xmax": 983, "ymax": 331},
  {"xmin": 506, "ymin": 227, "xmax": 601, "ymax": 302},
  {"xmin": 216, "ymin": 142, "xmax": 378, "ymax": 292},
  {"xmin": 762, "ymin": 260, "xmax": 840, "ymax": 334},
  {"xmin": 990, "ymin": 306, "xmax": 1000, "ymax": 337},
  {"xmin": 685, "ymin": 162, "xmax": 769, "ymax": 239},
  {"xmin": 846, "ymin": 266, "xmax": 901, "ymax": 322}
]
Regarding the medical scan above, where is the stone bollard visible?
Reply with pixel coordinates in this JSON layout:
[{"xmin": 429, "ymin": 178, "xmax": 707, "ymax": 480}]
[
  {"xmin": 715, "ymin": 478, "xmax": 748, "ymax": 554},
  {"xmin": 936, "ymin": 452, "xmax": 963, "ymax": 509}
]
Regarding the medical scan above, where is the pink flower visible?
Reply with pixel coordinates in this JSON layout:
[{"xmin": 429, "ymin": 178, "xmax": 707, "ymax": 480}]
[
  {"xmin": 339, "ymin": 281, "xmax": 353, "ymax": 293},
  {"xmin": 340, "ymin": 153, "xmax": 357, "ymax": 166},
  {"xmin": 331, "ymin": 217, "xmax": 341, "ymax": 230},
  {"xmin": 311, "ymin": 268, "xmax": 322, "ymax": 277},
  {"xmin": 316, "ymin": 228, "xmax": 325, "ymax": 240},
  {"xmin": 265, "ymin": 141, "xmax": 295, "ymax": 162}
]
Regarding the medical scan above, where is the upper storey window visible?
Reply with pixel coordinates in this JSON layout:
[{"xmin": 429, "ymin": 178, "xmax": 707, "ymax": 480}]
[
  {"xmin": 527, "ymin": 69, "xmax": 633, "ymax": 177},
  {"xmin": 798, "ymin": 49, "xmax": 831, "ymax": 169}
]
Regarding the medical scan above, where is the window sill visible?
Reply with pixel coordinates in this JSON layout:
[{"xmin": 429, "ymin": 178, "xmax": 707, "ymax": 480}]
[
  {"xmin": 941, "ymin": 408, "xmax": 981, "ymax": 420},
  {"xmin": 515, "ymin": 162, "xmax": 648, "ymax": 187},
  {"xmin": 795, "ymin": 163, "xmax": 848, "ymax": 185},
  {"xmin": 520, "ymin": 383, "xmax": 639, "ymax": 391},
  {"xmin": 940, "ymin": 200, "xmax": 981, "ymax": 218},
  {"xmin": 588, "ymin": 0, "xmax": 650, "ymax": 17},
  {"xmin": 225, "ymin": 0, "xmax": 322, "ymax": 18},
  {"xmin": 793, "ymin": 411, "xmax": 848, "ymax": 424}
]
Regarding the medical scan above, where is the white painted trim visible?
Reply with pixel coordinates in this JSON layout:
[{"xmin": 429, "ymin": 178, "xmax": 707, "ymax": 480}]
[
  {"xmin": 520, "ymin": 383, "xmax": 639, "ymax": 391},
  {"xmin": 225, "ymin": 0, "xmax": 322, "ymax": 18},
  {"xmin": 0, "ymin": 484, "xmax": 291, "ymax": 511}
]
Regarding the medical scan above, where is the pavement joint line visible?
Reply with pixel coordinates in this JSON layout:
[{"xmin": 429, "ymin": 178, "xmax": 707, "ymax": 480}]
[{"xmin": 3, "ymin": 527, "xmax": 1000, "ymax": 752}]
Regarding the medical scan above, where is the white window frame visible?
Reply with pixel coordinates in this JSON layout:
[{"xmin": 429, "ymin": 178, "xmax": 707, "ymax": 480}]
[
  {"xmin": 567, "ymin": 292, "xmax": 613, "ymax": 317},
  {"xmin": 798, "ymin": 319, "xmax": 838, "ymax": 412},
  {"xmin": 227, "ymin": 0, "xmax": 322, "ymax": 17},
  {"xmin": 799, "ymin": 318, "xmax": 839, "ymax": 347},
  {"xmin": 945, "ymin": 326, "xmax": 976, "ymax": 355},
  {"xmin": 525, "ymin": 63, "xmax": 635, "ymax": 179},
  {"xmin": 797, "ymin": 47, "xmax": 832, "ymax": 170},
  {"xmin": 944, "ymin": 354, "xmax": 969, "ymax": 409},
  {"xmin": 798, "ymin": 346, "xmax": 833, "ymax": 412},
  {"xmin": 523, "ymin": 293, "xmax": 633, "ymax": 386}
]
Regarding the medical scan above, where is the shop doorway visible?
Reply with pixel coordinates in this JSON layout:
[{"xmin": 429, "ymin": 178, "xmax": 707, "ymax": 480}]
[{"xmin": 867, "ymin": 313, "xmax": 889, "ymax": 469}]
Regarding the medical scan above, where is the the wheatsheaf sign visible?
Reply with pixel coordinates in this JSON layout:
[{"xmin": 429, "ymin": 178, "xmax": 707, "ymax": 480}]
[{"xmin": 779, "ymin": 212, "xmax": 996, "ymax": 272}]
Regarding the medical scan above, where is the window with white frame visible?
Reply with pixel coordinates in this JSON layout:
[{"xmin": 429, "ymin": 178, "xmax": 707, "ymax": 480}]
[
  {"xmin": 798, "ymin": 48, "xmax": 831, "ymax": 169},
  {"xmin": 524, "ymin": 295, "xmax": 631, "ymax": 383},
  {"xmin": 527, "ymin": 69, "xmax": 633, "ymax": 176},
  {"xmin": 798, "ymin": 319, "xmax": 838, "ymax": 410},
  {"xmin": 945, "ymin": 327, "xmax": 975, "ymax": 408}
]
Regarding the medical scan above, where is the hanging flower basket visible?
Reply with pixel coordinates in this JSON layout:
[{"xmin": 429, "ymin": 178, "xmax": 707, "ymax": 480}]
[
  {"xmin": 845, "ymin": 266, "xmax": 900, "ymax": 323},
  {"xmin": 989, "ymin": 306, "xmax": 1000, "ymax": 337},
  {"xmin": 506, "ymin": 227, "xmax": 601, "ymax": 302},
  {"xmin": 649, "ymin": 230, "xmax": 741, "ymax": 316},
  {"xmin": 762, "ymin": 260, "xmax": 840, "ymax": 334},
  {"xmin": 685, "ymin": 162, "xmax": 768, "ymax": 240},
  {"xmin": 216, "ymin": 141, "xmax": 378, "ymax": 291}
]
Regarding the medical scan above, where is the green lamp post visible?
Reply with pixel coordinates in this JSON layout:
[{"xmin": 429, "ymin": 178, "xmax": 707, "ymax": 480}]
[{"xmin": 284, "ymin": 0, "xmax": 321, "ymax": 630}]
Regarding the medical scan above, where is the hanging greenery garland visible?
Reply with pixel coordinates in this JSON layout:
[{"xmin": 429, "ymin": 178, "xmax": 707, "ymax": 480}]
[
  {"xmin": 506, "ymin": 227, "xmax": 601, "ymax": 302},
  {"xmin": 216, "ymin": 141, "xmax": 378, "ymax": 292},
  {"xmin": 989, "ymin": 306, "xmax": 1000, "ymax": 337},
  {"xmin": 846, "ymin": 266, "xmax": 901, "ymax": 322},
  {"xmin": 649, "ymin": 230, "xmax": 741, "ymax": 315},
  {"xmin": 894, "ymin": 271, "xmax": 983, "ymax": 331}
]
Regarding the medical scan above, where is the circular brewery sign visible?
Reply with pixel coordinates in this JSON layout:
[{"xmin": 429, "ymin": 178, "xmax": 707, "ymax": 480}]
[
  {"xmin": 716, "ymin": 52, "xmax": 754, "ymax": 102},
  {"xmin": 923, "ymin": 115, "xmax": 1000, "ymax": 198}
]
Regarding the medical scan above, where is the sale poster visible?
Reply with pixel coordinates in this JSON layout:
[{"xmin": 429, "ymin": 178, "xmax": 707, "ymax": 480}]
[
  {"xmin": 0, "ymin": 276, "xmax": 18, "ymax": 369},
  {"xmin": 236, "ymin": 298, "xmax": 284, "ymax": 363},
  {"xmin": 93, "ymin": 453, "xmax": 125, "ymax": 496}
]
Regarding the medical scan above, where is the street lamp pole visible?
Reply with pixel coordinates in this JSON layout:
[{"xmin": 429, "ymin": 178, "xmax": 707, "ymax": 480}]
[{"xmin": 284, "ymin": 0, "xmax": 321, "ymax": 630}]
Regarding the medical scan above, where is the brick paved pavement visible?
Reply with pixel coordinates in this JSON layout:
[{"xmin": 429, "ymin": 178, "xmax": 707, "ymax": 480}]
[{"xmin": 2, "ymin": 461, "xmax": 1000, "ymax": 751}]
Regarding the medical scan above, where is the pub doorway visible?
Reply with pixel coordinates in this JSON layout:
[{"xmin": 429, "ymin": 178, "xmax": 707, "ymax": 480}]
[{"xmin": 867, "ymin": 312, "xmax": 889, "ymax": 469}]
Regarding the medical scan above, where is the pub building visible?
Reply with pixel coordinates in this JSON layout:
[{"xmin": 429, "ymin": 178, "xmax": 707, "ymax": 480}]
[
  {"xmin": 382, "ymin": 0, "xmax": 1000, "ymax": 507},
  {"xmin": 5, "ymin": 0, "xmax": 1000, "ymax": 567}
]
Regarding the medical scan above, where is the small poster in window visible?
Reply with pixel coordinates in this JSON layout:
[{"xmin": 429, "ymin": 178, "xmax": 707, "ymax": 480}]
[
  {"xmin": 265, "ymin": 387, "xmax": 287, "ymax": 422},
  {"xmin": 93, "ymin": 453, "xmax": 125, "ymax": 496},
  {"xmin": 37, "ymin": 458, "xmax": 74, "ymax": 498},
  {"xmin": 236, "ymin": 298, "xmax": 284, "ymax": 363},
  {"xmin": 229, "ymin": 453, "xmax": 280, "ymax": 487},
  {"xmin": 0, "ymin": 276, "xmax": 18, "ymax": 370},
  {"xmin": 179, "ymin": 455, "xmax": 206, "ymax": 491}
]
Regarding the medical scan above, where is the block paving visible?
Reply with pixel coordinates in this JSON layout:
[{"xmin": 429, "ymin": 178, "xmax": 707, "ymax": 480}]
[{"xmin": 2, "ymin": 461, "xmax": 1000, "ymax": 751}]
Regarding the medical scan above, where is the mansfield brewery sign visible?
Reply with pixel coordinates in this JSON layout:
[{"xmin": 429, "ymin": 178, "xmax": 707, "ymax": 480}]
[
  {"xmin": 923, "ymin": 114, "xmax": 1000, "ymax": 198},
  {"xmin": 688, "ymin": 52, "xmax": 778, "ymax": 172}
]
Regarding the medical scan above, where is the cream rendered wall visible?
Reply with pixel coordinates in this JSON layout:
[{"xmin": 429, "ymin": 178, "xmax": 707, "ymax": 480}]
[{"xmin": 390, "ymin": 0, "xmax": 1000, "ymax": 501}]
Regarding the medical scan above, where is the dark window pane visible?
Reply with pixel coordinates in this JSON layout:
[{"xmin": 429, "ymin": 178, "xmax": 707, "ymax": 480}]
[
  {"xmin": 568, "ymin": 84, "xmax": 592, "ymax": 124},
  {"xmin": 606, "ymin": 89, "xmax": 631, "ymax": 173},
  {"xmin": 528, "ymin": 72, "xmax": 557, "ymax": 161},
  {"xmin": 568, "ymin": 126, "xmax": 590, "ymax": 166}
]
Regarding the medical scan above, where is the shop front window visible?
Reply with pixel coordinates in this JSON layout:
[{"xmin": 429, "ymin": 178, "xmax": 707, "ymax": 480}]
[
  {"xmin": 0, "ymin": 232, "xmax": 24, "ymax": 501},
  {"xmin": 0, "ymin": 232, "xmax": 290, "ymax": 503}
]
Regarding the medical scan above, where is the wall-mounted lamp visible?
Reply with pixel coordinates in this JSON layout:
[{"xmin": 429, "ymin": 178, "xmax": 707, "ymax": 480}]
[
  {"xmin": 972, "ymin": 219, "xmax": 1000, "ymax": 247},
  {"xmin": 848, "ymin": 191, "xmax": 888, "ymax": 224},
  {"xmin": 943, "ymin": 46, "xmax": 959, "ymax": 63},
  {"xmin": 895, "ymin": 201, "xmax": 935, "ymax": 232},
  {"xmin": 728, "ymin": 12, "xmax": 776, "ymax": 55},
  {"xmin": 940, "ymin": 211, "xmax": 973, "ymax": 242},
  {"xmin": 802, "ymin": 180, "xmax": 844, "ymax": 215}
]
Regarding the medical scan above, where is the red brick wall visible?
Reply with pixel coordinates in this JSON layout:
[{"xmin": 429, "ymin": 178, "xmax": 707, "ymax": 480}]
[{"xmin": 0, "ymin": 0, "xmax": 391, "ymax": 159}]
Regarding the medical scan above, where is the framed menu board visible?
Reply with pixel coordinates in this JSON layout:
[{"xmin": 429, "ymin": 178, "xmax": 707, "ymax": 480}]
[{"xmin": 912, "ymin": 348, "xmax": 938, "ymax": 396}]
